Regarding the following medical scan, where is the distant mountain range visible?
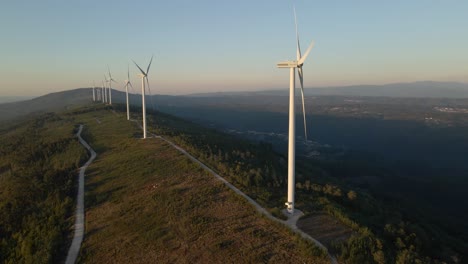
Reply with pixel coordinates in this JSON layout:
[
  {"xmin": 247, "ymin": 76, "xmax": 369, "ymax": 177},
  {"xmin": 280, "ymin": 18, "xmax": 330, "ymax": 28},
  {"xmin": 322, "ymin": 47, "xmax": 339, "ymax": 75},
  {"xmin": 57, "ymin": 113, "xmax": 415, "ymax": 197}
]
[
  {"xmin": 189, "ymin": 81, "xmax": 468, "ymax": 98},
  {"xmin": 2, "ymin": 81, "xmax": 468, "ymax": 122}
]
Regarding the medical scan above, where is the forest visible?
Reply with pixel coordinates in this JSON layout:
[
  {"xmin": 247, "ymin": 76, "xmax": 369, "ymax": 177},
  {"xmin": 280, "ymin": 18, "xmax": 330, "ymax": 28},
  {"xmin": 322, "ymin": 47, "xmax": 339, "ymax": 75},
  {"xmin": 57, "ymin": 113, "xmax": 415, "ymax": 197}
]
[{"xmin": 0, "ymin": 113, "xmax": 87, "ymax": 263}]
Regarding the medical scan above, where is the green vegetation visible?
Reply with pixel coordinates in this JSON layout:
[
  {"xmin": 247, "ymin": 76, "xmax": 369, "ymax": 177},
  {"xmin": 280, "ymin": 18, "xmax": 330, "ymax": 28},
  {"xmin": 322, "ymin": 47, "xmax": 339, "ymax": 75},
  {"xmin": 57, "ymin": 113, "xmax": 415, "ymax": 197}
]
[{"xmin": 0, "ymin": 113, "xmax": 87, "ymax": 263}]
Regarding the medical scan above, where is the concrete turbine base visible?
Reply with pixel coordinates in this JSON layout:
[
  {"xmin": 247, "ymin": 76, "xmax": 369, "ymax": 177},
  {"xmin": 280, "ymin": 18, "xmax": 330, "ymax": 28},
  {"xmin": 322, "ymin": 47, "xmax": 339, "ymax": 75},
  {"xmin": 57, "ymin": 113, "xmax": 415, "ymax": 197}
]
[{"xmin": 282, "ymin": 208, "xmax": 304, "ymax": 230}]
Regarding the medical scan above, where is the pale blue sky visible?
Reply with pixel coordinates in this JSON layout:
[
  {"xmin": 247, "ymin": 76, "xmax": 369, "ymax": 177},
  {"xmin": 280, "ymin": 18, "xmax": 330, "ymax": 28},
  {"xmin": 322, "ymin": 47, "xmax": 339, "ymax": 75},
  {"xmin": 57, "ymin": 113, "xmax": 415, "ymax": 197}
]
[{"xmin": 0, "ymin": 0, "xmax": 467, "ymax": 96}]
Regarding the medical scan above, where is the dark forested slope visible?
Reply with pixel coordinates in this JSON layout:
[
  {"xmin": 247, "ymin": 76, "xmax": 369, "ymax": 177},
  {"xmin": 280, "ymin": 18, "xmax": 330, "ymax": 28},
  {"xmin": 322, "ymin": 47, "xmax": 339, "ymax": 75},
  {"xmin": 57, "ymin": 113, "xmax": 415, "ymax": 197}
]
[{"xmin": 0, "ymin": 113, "xmax": 87, "ymax": 263}]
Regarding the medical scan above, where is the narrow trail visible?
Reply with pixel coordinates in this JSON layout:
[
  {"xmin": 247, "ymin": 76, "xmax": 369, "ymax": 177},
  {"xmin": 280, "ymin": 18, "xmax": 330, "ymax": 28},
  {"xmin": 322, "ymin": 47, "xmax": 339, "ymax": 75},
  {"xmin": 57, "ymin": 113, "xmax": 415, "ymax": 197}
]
[
  {"xmin": 65, "ymin": 125, "xmax": 97, "ymax": 264},
  {"xmin": 129, "ymin": 117, "xmax": 337, "ymax": 264}
]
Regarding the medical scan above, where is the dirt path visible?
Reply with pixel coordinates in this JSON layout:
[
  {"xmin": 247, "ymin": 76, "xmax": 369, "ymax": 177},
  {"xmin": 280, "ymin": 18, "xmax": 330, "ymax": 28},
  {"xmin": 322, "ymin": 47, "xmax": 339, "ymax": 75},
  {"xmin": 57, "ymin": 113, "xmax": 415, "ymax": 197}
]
[{"xmin": 65, "ymin": 125, "xmax": 97, "ymax": 264}]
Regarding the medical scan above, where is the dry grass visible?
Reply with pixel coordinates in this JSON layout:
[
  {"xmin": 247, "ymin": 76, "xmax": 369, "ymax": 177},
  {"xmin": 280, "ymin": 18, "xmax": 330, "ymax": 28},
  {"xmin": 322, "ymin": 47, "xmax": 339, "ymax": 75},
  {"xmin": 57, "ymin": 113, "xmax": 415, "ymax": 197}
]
[{"xmin": 74, "ymin": 109, "xmax": 329, "ymax": 264}]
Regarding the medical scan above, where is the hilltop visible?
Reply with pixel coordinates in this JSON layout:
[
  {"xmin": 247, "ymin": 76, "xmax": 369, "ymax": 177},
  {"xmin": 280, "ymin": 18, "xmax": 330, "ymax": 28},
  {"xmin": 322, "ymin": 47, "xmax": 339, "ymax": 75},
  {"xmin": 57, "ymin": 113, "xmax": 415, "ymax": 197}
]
[
  {"xmin": 74, "ymin": 107, "xmax": 329, "ymax": 263},
  {"xmin": 0, "ymin": 88, "xmax": 91, "ymax": 122}
]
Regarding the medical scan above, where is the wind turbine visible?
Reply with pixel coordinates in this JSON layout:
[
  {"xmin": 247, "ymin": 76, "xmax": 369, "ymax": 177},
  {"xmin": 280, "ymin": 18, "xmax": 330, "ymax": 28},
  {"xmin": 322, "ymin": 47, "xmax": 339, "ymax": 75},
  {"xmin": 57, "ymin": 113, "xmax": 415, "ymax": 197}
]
[
  {"xmin": 107, "ymin": 66, "xmax": 117, "ymax": 105},
  {"xmin": 92, "ymin": 81, "xmax": 96, "ymax": 102},
  {"xmin": 123, "ymin": 65, "xmax": 134, "ymax": 120},
  {"xmin": 277, "ymin": 5, "xmax": 315, "ymax": 214},
  {"xmin": 104, "ymin": 75, "xmax": 109, "ymax": 104},
  {"xmin": 96, "ymin": 85, "xmax": 100, "ymax": 101},
  {"xmin": 102, "ymin": 80, "xmax": 107, "ymax": 103},
  {"xmin": 133, "ymin": 55, "xmax": 153, "ymax": 139}
]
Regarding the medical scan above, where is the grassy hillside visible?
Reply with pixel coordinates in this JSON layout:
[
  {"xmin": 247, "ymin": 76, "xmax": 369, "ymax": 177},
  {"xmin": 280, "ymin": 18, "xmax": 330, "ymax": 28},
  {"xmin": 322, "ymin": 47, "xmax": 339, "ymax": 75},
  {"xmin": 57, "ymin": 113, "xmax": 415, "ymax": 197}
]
[
  {"xmin": 68, "ymin": 106, "xmax": 328, "ymax": 263},
  {"xmin": 0, "ymin": 105, "xmax": 329, "ymax": 263}
]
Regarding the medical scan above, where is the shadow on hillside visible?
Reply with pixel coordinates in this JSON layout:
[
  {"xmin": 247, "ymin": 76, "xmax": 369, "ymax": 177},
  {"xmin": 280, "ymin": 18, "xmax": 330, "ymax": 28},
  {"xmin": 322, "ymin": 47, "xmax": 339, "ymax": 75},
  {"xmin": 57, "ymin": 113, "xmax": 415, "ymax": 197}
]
[{"xmin": 297, "ymin": 212, "xmax": 355, "ymax": 254}]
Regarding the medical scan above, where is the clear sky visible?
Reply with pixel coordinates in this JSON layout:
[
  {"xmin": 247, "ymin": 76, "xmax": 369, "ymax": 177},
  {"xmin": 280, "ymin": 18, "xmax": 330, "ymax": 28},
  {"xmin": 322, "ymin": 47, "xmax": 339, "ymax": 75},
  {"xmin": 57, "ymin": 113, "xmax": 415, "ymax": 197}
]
[{"xmin": 0, "ymin": 0, "xmax": 467, "ymax": 96}]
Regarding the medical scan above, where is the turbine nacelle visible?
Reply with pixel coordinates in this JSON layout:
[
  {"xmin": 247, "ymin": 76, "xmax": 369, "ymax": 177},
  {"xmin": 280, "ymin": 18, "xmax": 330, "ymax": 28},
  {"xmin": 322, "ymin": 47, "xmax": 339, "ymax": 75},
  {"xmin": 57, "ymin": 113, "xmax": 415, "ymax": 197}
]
[
  {"xmin": 277, "ymin": 61, "xmax": 298, "ymax": 68},
  {"xmin": 277, "ymin": 41, "xmax": 315, "ymax": 69}
]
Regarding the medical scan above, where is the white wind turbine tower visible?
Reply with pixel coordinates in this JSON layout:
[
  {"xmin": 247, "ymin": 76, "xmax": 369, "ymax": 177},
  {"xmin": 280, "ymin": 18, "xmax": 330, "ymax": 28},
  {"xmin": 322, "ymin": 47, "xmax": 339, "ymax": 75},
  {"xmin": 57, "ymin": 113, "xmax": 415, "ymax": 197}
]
[
  {"xmin": 133, "ymin": 55, "xmax": 153, "ymax": 139},
  {"xmin": 102, "ymin": 80, "xmax": 107, "ymax": 103},
  {"xmin": 104, "ymin": 74, "xmax": 109, "ymax": 103},
  {"xmin": 97, "ymin": 83, "xmax": 101, "ymax": 101},
  {"xmin": 96, "ymin": 86, "xmax": 100, "ymax": 102},
  {"xmin": 92, "ymin": 82, "xmax": 96, "ymax": 102},
  {"xmin": 124, "ymin": 65, "xmax": 134, "ymax": 120},
  {"xmin": 277, "ymin": 5, "xmax": 315, "ymax": 214},
  {"xmin": 107, "ymin": 66, "xmax": 117, "ymax": 105},
  {"xmin": 104, "ymin": 75, "xmax": 110, "ymax": 104}
]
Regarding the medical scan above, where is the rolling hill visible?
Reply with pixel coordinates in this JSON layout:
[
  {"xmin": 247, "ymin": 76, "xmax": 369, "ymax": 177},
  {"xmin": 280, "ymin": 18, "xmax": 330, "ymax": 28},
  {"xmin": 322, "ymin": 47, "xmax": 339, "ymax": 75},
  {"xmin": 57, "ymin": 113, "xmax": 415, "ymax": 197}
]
[
  {"xmin": 0, "ymin": 105, "xmax": 330, "ymax": 263},
  {"xmin": 0, "ymin": 88, "xmax": 91, "ymax": 122}
]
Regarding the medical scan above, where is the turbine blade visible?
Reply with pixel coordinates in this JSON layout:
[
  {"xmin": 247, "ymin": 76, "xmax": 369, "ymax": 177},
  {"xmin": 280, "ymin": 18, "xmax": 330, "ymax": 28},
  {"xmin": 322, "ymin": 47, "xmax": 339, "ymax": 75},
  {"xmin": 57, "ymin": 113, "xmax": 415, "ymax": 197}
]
[
  {"xmin": 107, "ymin": 65, "xmax": 111, "ymax": 78},
  {"xmin": 132, "ymin": 60, "xmax": 146, "ymax": 76},
  {"xmin": 298, "ymin": 67, "xmax": 308, "ymax": 141},
  {"xmin": 293, "ymin": 5, "xmax": 301, "ymax": 61},
  {"xmin": 128, "ymin": 82, "xmax": 135, "ymax": 94},
  {"xmin": 146, "ymin": 55, "xmax": 154, "ymax": 75},
  {"xmin": 298, "ymin": 41, "xmax": 315, "ymax": 65},
  {"xmin": 127, "ymin": 64, "xmax": 130, "ymax": 80}
]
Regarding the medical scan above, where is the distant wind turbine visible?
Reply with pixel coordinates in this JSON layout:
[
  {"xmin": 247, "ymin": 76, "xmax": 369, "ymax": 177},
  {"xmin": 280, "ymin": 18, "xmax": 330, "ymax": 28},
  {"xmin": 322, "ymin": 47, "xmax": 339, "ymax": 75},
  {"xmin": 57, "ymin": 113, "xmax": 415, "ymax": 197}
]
[
  {"xmin": 102, "ymin": 80, "xmax": 106, "ymax": 103},
  {"xmin": 92, "ymin": 81, "xmax": 96, "ymax": 102},
  {"xmin": 96, "ymin": 86, "xmax": 100, "ymax": 102},
  {"xmin": 277, "ymin": 5, "xmax": 315, "ymax": 214},
  {"xmin": 104, "ymin": 75, "xmax": 109, "ymax": 104},
  {"xmin": 107, "ymin": 66, "xmax": 117, "ymax": 105},
  {"xmin": 133, "ymin": 55, "xmax": 153, "ymax": 139},
  {"xmin": 124, "ymin": 65, "xmax": 134, "ymax": 120}
]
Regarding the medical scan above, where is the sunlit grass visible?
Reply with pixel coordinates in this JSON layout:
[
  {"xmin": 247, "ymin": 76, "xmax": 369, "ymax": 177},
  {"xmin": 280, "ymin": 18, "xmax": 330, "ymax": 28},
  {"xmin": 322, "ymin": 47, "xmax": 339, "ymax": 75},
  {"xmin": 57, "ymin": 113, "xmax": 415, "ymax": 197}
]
[{"xmin": 72, "ymin": 107, "xmax": 328, "ymax": 263}]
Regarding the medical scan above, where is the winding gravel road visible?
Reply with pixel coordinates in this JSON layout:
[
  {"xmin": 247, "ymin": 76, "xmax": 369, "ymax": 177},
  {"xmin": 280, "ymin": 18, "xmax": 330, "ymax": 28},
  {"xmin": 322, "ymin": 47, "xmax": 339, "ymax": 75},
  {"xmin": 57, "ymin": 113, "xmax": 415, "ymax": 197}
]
[{"xmin": 65, "ymin": 125, "xmax": 96, "ymax": 264}]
